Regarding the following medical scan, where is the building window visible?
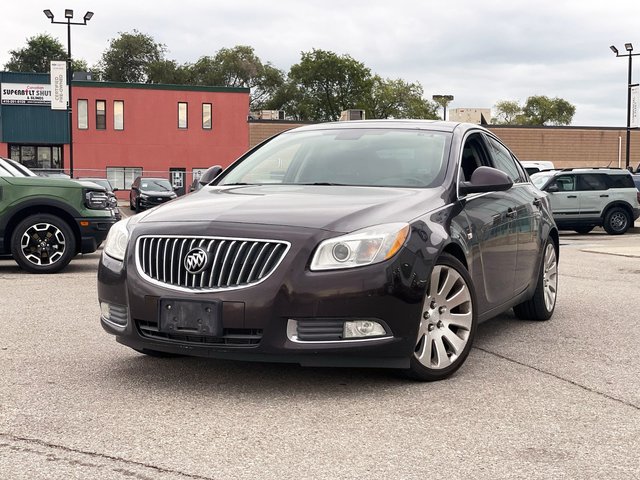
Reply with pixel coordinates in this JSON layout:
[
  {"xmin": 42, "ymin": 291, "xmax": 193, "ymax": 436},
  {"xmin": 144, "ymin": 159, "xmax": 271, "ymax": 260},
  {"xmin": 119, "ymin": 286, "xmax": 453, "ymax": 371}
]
[
  {"xmin": 78, "ymin": 99, "xmax": 88, "ymax": 129},
  {"xmin": 178, "ymin": 102, "xmax": 188, "ymax": 129},
  {"xmin": 96, "ymin": 100, "xmax": 106, "ymax": 130},
  {"xmin": 114, "ymin": 100, "xmax": 124, "ymax": 130},
  {"xmin": 9, "ymin": 145, "xmax": 62, "ymax": 171},
  {"xmin": 202, "ymin": 103, "xmax": 212, "ymax": 129},
  {"xmin": 107, "ymin": 167, "xmax": 143, "ymax": 190}
]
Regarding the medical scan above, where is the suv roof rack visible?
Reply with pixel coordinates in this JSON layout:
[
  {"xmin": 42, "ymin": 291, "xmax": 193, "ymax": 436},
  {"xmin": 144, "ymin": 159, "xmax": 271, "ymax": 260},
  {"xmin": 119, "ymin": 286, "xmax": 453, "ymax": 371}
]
[{"xmin": 558, "ymin": 167, "xmax": 625, "ymax": 172}]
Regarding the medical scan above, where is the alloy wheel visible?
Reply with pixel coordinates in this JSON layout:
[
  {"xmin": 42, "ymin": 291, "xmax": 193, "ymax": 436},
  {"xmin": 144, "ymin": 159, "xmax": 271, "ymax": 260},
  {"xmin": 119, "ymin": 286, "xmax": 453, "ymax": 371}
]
[
  {"xmin": 542, "ymin": 242, "xmax": 558, "ymax": 311},
  {"xmin": 20, "ymin": 222, "xmax": 66, "ymax": 266},
  {"xmin": 414, "ymin": 264, "xmax": 473, "ymax": 370}
]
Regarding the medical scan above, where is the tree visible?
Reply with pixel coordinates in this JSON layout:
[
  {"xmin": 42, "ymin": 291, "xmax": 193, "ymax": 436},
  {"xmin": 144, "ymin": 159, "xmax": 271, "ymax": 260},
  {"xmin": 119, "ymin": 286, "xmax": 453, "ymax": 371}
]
[
  {"xmin": 4, "ymin": 33, "xmax": 86, "ymax": 73},
  {"xmin": 283, "ymin": 49, "xmax": 374, "ymax": 121},
  {"xmin": 365, "ymin": 76, "xmax": 439, "ymax": 119},
  {"xmin": 189, "ymin": 46, "xmax": 285, "ymax": 109},
  {"xmin": 492, "ymin": 100, "xmax": 522, "ymax": 124},
  {"xmin": 147, "ymin": 59, "xmax": 193, "ymax": 85},
  {"xmin": 99, "ymin": 30, "xmax": 166, "ymax": 83},
  {"xmin": 521, "ymin": 95, "xmax": 575, "ymax": 126},
  {"xmin": 492, "ymin": 96, "xmax": 575, "ymax": 126}
]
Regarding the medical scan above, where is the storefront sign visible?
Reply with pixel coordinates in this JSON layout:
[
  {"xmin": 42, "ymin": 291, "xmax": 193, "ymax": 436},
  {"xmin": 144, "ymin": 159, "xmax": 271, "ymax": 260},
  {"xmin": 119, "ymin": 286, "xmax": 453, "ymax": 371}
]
[
  {"xmin": 0, "ymin": 83, "xmax": 52, "ymax": 105},
  {"xmin": 50, "ymin": 61, "xmax": 67, "ymax": 110}
]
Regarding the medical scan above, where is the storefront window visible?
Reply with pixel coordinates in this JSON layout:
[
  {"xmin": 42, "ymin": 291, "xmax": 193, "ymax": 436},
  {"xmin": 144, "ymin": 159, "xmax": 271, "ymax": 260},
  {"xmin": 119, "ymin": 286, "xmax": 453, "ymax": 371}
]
[{"xmin": 9, "ymin": 145, "xmax": 62, "ymax": 171}]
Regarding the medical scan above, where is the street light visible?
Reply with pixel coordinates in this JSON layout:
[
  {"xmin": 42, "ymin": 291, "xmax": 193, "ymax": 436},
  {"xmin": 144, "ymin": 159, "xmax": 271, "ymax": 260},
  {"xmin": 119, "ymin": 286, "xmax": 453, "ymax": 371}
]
[
  {"xmin": 610, "ymin": 42, "xmax": 639, "ymax": 169},
  {"xmin": 43, "ymin": 9, "xmax": 94, "ymax": 178},
  {"xmin": 432, "ymin": 94, "xmax": 454, "ymax": 121}
]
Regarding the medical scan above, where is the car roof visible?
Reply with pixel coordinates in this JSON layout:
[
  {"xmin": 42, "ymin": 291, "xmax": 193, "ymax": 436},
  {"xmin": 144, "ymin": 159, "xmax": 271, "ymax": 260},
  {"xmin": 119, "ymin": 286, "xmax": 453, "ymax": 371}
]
[{"xmin": 285, "ymin": 119, "xmax": 476, "ymax": 135}]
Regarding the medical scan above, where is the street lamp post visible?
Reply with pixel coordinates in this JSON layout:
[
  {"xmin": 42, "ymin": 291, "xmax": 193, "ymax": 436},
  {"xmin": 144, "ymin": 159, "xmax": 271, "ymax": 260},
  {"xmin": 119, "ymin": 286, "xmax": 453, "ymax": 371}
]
[
  {"xmin": 610, "ymin": 43, "xmax": 639, "ymax": 170},
  {"xmin": 432, "ymin": 95, "xmax": 454, "ymax": 121},
  {"xmin": 43, "ymin": 9, "xmax": 93, "ymax": 178}
]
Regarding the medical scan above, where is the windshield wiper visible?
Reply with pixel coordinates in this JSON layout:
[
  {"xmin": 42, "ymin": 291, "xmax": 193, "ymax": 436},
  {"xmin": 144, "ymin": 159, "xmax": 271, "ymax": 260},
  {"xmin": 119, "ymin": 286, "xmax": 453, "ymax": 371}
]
[{"xmin": 298, "ymin": 182, "xmax": 348, "ymax": 186}]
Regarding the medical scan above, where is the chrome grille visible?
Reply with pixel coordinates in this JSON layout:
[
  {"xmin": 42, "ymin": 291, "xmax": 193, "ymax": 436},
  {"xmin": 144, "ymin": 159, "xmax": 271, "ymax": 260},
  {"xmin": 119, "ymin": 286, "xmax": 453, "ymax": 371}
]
[{"xmin": 136, "ymin": 235, "xmax": 289, "ymax": 292}]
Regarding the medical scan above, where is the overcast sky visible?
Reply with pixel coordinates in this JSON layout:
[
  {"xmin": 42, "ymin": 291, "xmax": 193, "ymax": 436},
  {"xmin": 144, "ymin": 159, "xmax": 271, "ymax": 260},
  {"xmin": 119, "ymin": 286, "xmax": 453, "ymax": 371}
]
[{"xmin": 2, "ymin": 0, "xmax": 640, "ymax": 126}]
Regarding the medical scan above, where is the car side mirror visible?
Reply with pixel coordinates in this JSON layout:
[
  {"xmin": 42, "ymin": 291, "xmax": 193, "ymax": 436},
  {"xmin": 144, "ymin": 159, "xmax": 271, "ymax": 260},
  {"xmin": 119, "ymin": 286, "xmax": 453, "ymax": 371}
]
[
  {"xmin": 112, "ymin": 187, "xmax": 119, "ymax": 192},
  {"xmin": 546, "ymin": 185, "xmax": 559, "ymax": 193},
  {"xmin": 199, "ymin": 165, "xmax": 223, "ymax": 186},
  {"xmin": 459, "ymin": 166, "xmax": 513, "ymax": 195}
]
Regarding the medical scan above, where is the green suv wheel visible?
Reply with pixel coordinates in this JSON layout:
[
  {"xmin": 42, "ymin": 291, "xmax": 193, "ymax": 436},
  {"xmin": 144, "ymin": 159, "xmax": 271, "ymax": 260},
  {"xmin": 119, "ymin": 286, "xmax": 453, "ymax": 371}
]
[{"xmin": 10, "ymin": 214, "xmax": 76, "ymax": 273}]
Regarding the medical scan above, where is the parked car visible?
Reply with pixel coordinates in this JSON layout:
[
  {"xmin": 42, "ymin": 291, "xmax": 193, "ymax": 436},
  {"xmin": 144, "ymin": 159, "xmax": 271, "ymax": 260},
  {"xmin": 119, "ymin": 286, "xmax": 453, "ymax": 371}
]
[
  {"xmin": 520, "ymin": 160, "xmax": 555, "ymax": 176},
  {"xmin": 0, "ymin": 157, "xmax": 117, "ymax": 273},
  {"xmin": 531, "ymin": 168, "xmax": 640, "ymax": 234},
  {"xmin": 632, "ymin": 174, "xmax": 640, "ymax": 192},
  {"xmin": 99, "ymin": 120, "xmax": 559, "ymax": 381},
  {"xmin": 129, "ymin": 177, "xmax": 177, "ymax": 212},
  {"xmin": 78, "ymin": 177, "xmax": 121, "ymax": 221}
]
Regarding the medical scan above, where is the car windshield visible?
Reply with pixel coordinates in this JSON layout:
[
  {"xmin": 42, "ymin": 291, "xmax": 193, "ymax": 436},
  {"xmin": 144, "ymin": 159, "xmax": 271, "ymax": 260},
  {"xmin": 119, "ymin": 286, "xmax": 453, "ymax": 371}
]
[
  {"xmin": 0, "ymin": 158, "xmax": 37, "ymax": 177},
  {"xmin": 219, "ymin": 128, "xmax": 451, "ymax": 188},
  {"xmin": 531, "ymin": 172, "xmax": 554, "ymax": 189},
  {"xmin": 141, "ymin": 179, "xmax": 172, "ymax": 191}
]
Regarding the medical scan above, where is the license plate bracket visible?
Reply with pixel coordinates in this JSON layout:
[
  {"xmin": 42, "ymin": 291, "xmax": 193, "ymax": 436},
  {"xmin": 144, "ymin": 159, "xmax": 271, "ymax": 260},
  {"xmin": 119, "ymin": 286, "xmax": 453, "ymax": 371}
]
[{"xmin": 158, "ymin": 299, "xmax": 222, "ymax": 336}]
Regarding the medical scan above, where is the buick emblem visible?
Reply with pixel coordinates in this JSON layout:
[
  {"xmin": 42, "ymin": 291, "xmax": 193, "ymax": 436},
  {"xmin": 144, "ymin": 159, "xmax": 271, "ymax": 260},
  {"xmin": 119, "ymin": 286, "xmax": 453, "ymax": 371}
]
[{"xmin": 184, "ymin": 247, "xmax": 209, "ymax": 274}]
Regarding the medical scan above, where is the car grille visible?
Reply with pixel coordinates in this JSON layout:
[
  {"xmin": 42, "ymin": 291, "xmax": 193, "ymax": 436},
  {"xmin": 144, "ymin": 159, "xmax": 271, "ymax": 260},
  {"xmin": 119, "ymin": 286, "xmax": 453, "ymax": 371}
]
[
  {"xmin": 136, "ymin": 235, "xmax": 289, "ymax": 292},
  {"xmin": 136, "ymin": 319, "xmax": 262, "ymax": 346},
  {"xmin": 295, "ymin": 319, "xmax": 344, "ymax": 341}
]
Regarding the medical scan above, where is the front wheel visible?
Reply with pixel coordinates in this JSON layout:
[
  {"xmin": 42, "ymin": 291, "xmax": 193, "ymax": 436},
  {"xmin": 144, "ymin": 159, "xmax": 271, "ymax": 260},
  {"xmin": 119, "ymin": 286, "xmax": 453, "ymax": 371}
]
[
  {"xmin": 603, "ymin": 207, "xmax": 631, "ymax": 235},
  {"xmin": 406, "ymin": 253, "xmax": 477, "ymax": 382},
  {"xmin": 513, "ymin": 239, "xmax": 558, "ymax": 321},
  {"xmin": 10, "ymin": 214, "xmax": 76, "ymax": 273}
]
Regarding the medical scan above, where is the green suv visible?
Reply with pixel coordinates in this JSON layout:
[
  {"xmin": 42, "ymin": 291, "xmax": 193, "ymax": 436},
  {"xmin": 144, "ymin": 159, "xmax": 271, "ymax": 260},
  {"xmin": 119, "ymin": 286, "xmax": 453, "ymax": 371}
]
[
  {"xmin": 0, "ymin": 157, "xmax": 117, "ymax": 273},
  {"xmin": 531, "ymin": 168, "xmax": 640, "ymax": 235}
]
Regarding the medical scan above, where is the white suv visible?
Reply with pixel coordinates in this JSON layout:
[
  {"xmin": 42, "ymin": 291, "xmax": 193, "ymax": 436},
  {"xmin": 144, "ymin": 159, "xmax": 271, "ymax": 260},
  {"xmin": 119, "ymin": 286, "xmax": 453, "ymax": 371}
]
[{"xmin": 531, "ymin": 168, "xmax": 640, "ymax": 235}]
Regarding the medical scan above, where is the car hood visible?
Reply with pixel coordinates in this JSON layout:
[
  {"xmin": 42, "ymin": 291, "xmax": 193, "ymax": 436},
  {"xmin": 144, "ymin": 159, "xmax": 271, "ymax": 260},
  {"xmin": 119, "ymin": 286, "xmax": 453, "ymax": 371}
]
[
  {"xmin": 136, "ymin": 184, "xmax": 447, "ymax": 232},
  {"xmin": 3, "ymin": 177, "xmax": 105, "ymax": 190}
]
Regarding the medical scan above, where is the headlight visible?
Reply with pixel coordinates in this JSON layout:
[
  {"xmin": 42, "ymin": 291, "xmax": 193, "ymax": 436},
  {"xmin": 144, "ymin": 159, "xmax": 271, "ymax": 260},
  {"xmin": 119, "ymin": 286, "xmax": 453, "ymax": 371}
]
[
  {"xmin": 104, "ymin": 218, "xmax": 131, "ymax": 261},
  {"xmin": 85, "ymin": 190, "xmax": 109, "ymax": 209},
  {"xmin": 310, "ymin": 223, "xmax": 410, "ymax": 271}
]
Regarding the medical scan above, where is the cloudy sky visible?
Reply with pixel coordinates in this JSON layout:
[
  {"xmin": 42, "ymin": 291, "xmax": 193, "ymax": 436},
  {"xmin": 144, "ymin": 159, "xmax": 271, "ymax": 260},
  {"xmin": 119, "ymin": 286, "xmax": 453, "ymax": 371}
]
[{"xmin": 2, "ymin": 0, "xmax": 640, "ymax": 126}]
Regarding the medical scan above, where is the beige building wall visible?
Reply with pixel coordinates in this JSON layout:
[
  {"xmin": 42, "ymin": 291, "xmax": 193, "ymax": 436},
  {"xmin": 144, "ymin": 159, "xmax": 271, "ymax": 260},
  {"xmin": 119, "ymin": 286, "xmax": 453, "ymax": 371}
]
[
  {"xmin": 449, "ymin": 108, "xmax": 492, "ymax": 124},
  {"xmin": 248, "ymin": 121, "xmax": 640, "ymax": 170}
]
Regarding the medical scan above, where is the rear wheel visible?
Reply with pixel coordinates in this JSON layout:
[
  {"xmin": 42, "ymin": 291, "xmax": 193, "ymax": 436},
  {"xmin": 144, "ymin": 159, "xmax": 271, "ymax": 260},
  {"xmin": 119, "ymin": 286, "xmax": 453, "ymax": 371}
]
[
  {"xmin": 513, "ymin": 239, "xmax": 558, "ymax": 321},
  {"xmin": 406, "ymin": 253, "xmax": 477, "ymax": 381},
  {"xmin": 10, "ymin": 214, "xmax": 76, "ymax": 273},
  {"xmin": 603, "ymin": 207, "xmax": 630, "ymax": 235}
]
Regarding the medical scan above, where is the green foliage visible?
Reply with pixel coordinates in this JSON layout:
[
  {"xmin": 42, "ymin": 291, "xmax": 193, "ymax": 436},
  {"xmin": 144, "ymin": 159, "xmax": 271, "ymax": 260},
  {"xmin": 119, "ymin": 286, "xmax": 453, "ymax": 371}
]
[
  {"xmin": 284, "ymin": 49, "xmax": 373, "ymax": 121},
  {"xmin": 99, "ymin": 30, "xmax": 166, "ymax": 83},
  {"xmin": 493, "ymin": 96, "xmax": 575, "ymax": 126},
  {"xmin": 5, "ymin": 34, "xmax": 67, "ymax": 73},
  {"xmin": 366, "ymin": 76, "xmax": 439, "ymax": 119}
]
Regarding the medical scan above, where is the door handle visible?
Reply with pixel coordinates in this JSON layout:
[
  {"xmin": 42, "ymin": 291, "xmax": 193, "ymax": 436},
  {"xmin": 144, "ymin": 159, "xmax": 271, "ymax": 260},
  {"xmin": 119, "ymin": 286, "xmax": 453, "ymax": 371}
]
[
  {"xmin": 533, "ymin": 197, "xmax": 542, "ymax": 207},
  {"xmin": 506, "ymin": 208, "xmax": 518, "ymax": 218},
  {"xmin": 567, "ymin": 195, "xmax": 577, "ymax": 198},
  {"xmin": 600, "ymin": 194, "xmax": 609, "ymax": 198}
]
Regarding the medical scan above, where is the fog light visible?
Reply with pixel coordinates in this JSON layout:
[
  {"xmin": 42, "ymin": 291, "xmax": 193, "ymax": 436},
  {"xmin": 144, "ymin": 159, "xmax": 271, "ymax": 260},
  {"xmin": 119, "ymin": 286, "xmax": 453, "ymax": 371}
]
[
  {"xmin": 100, "ymin": 301, "xmax": 127, "ymax": 327},
  {"xmin": 343, "ymin": 320, "xmax": 386, "ymax": 338}
]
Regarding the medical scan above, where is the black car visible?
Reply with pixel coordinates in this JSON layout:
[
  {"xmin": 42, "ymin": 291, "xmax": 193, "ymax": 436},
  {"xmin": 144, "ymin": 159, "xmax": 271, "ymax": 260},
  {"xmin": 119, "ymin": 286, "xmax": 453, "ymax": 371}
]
[
  {"xmin": 129, "ymin": 177, "xmax": 177, "ymax": 212},
  {"xmin": 78, "ymin": 177, "xmax": 121, "ymax": 221},
  {"xmin": 99, "ymin": 120, "xmax": 559, "ymax": 381}
]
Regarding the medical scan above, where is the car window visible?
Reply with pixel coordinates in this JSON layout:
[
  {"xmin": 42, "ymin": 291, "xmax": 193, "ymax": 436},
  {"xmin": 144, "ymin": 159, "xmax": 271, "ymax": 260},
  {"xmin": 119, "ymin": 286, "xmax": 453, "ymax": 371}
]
[
  {"xmin": 459, "ymin": 133, "xmax": 489, "ymax": 182},
  {"xmin": 608, "ymin": 174, "xmax": 634, "ymax": 189},
  {"xmin": 487, "ymin": 137, "xmax": 523, "ymax": 183},
  {"xmin": 576, "ymin": 174, "xmax": 608, "ymax": 191},
  {"xmin": 550, "ymin": 175, "xmax": 576, "ymax": 192}
]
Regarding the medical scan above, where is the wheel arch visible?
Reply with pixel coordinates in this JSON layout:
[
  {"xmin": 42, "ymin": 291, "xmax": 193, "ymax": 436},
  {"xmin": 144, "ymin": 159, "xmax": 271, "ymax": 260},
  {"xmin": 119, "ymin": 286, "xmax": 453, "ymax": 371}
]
[
  {"xmin": 602, "ymin": 201, "xmax": 634, "ymax": 220},
  {"xmin": 4, "ymin": 205, "xmax": 81, "ymax": 255}
]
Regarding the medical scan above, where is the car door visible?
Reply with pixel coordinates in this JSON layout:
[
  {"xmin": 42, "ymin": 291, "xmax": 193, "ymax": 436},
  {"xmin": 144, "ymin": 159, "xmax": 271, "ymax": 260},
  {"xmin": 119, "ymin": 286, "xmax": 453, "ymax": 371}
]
[
  {"xmin": 575, "ymin": 173, "xmax": 608, "ymax": 219},
  {"xmin": 545, "ymin": 174, "xmax": 579, "ymax": 220},
  {"xmin": 457, "ymin": 132, "xmax": 518, "ymax": 311},
  {"xmin": 484, "ymin": 135, "xmax": 541, "ymax": 295}
]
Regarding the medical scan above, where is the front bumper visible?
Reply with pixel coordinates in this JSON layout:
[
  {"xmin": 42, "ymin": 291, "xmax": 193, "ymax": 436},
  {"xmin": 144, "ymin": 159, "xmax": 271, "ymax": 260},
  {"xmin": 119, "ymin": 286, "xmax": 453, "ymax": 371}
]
[
  {"xmin": 98, "ymin": 223, "xmax": 433, "ymax": 369},
  {"xmin": 77, "ymin": 215, "xmax": 117, "ymax": 253}
]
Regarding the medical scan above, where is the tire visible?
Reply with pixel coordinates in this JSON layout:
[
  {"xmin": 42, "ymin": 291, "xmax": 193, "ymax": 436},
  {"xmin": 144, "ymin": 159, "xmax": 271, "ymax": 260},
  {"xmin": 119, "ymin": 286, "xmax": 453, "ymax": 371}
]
[
  {"xmin": 574, "ymin": 227, "xmax": 593, "ymax": 234},
  {"xmin": 136, "ymin": 199, "xmax": 143, "ymax": 212},
  {"xmin": 10, "ymin": 214, "xmax": 76, "ymax": 274},
  {"xmin": 603, "ymin": 207, "xmax": 631, "ymax": 235},
  {"xmin": 513, "ymin": 239, "xmax": 558, "ymax": 321},
  {"xmin": 406, "ymin": 253, "xmax": 477, "ymax": 381}
]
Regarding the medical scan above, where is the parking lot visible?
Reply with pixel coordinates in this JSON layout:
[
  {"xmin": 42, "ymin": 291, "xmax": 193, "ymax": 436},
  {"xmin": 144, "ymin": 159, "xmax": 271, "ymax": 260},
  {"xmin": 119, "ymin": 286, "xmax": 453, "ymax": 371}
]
[{"xmin": 1, "ymin": 222, "xmax": 639, "ymax": 479}]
